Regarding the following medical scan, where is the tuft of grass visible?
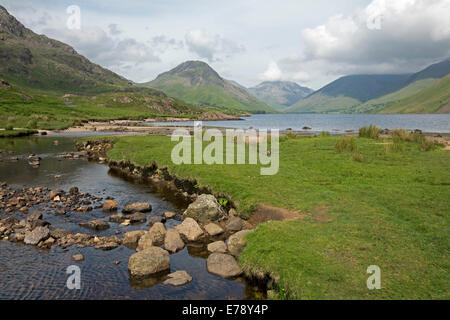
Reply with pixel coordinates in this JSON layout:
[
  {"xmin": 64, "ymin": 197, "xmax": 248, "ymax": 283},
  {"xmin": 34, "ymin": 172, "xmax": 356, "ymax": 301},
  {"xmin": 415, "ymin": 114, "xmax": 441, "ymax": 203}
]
[
  {"xmin": 359, "ymin": 125, "xmax": 381, "ymax": 139},
  {"xmin": 392, "ymin": 129, "xmax": 411, "ymax": 141},
  {"xmin": 335, "ymin": 137, "xmax": 356, "ymax": 153},
  {"xmin": 319, "ymin": 131, "xmax": 331, "ymax": 137},
  {"xmin": 352, "ymin": 152, "xmax": 364, "ymax": 162}
]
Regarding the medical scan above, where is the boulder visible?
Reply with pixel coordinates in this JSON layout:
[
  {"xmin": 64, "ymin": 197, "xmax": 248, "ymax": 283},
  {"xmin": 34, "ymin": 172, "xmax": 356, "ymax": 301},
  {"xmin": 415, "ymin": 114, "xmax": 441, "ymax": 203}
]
[
  {"xmin": 103, "ymin": 200, "xmax": 118, "ymax": 212},
  {"xmin": 206, "ymin": 253, "xmax": 242, "ymax": 278},
  {"xmin": 123, "ymin": 230, "xmax": 147, "ymax": 249},
  {"xmin": 79, "ymin": 220, "xmax": 110, "ymax": 231},
  {"xmin": 129, "ymin": 212, "xmax": 147, "ymax": 224},
  {"xmin": 163, "ymin": 270, "xmax": 192, "ymax": 286},
  {"xmin": 26, "ymin": 211, "xmax": 42, "ymax": 223},
  {"xmin": 49, "ymin": 190, "xmax": 63, "ymax": 200},
  {"xmin": 175, "ymin": 218, "xmax": 204, "ymax": 242},
  {"xmin": 109, "ymin": 215, "xmax": 126, "ymax": 223},
  {"xmin": 164, "ymin": 211, "xmax": 176, "ymax": 219},
  {"xmin": 122, "ymin": 202, "xmax": 152, "ymax": 214},
  {"xmin": 69, "ymin": 187, "xmax": 79, "ymax": 195},
  {"xmin": 183, "ymin": 194, "xmax": 226, "ymax": 223},
  {"xmin": 204, "ymin": 223, "xmax": 224, "ymax": 236},
  {"xmin": 226, "ymin": 217, "xmax": 243, "ymax": 232},
  {"xmin": 164, "ymin": 228, "xmax": 185, "ymax": 253},
  {"xmin": 137, "ymin": 232, "xmax": 154, "ymax": 251},
  {"xmin": 148, "ymin": 222, "xmax": 166, "ymax": 246},
  {"xmin": 24, "ymin": 226, "xmax": 50, "ymax": 245},
  {"xmin": 148, "ymin": 215, "xmax": 166, "ymax": 226},
  {"xmin": 227, "ymin": 230, "xmax": 252, "ymax": 257},
  {"xmin": 207, "ymin": 240, "xmax": 227, "ymax": 253},
  {"xmin": 128, "ymin": 247, "xmax": 170, "ymax": 278}
]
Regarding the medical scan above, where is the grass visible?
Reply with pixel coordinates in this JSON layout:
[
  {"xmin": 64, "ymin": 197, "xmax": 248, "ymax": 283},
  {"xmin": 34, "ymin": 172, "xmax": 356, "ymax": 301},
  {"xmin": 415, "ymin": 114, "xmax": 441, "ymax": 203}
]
[
  {"xmin": 0, "ymin": 129, "xmax": 38, "ymax": 138},
  {"xmin": 359, "ymin": 125, "xmax": 381, "ymax": 139},
  {"xmin": 89, "ymin": 133, "xmax": 449, "ymax": 299}
]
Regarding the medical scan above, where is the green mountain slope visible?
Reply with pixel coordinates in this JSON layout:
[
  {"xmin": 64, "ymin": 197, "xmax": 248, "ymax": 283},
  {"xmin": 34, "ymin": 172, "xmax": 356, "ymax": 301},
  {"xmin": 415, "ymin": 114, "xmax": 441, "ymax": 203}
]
[
  {"xmin": 142, "ymin": 61, "xmax": 275, "ymax": 113},
  {"xmin": 248, "ymin": 81, "xmax": 313, "ymax": 110},
  {"xmin": 373, "ymin": 75, "xmax": 450, "ymax": 114},
  {"xmin": 0, "ymin": 6, "xmax": 135, "ymax": 94},
  {"xmin": 286, "ymin": 59, "xmax": 450, "ymax": 114}
]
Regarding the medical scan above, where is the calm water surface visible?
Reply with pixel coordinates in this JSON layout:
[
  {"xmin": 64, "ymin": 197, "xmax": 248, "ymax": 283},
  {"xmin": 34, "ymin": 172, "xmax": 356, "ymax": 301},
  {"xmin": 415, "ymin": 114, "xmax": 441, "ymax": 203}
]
[
  {"xmin": 0, "ymin": 136, "xmax": 263, "ymax": 300},
  {"xmin": 147, "ymin": 114, "xmax": 450, "ymax": 133}
]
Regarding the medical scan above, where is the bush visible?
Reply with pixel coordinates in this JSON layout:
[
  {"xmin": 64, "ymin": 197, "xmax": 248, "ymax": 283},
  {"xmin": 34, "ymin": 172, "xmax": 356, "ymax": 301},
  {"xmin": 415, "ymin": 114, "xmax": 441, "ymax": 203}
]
[
  {"xmin": 335, "ymin": 137, "xmax": 356, "ymax": 153},
  {"xmin": 5, "ymin": 124, "xmax": 14, "ymax": 131},
  {"xmin": 359, "ymin": 125, "xmax": 381, "ymax": 139},
  {"xmin": 26, "ymin": 119, "xmax": 38, "ymax": 129},
  {"xmin": 392, "ymin": 129, "xmax": 411, "ymax": 141}
]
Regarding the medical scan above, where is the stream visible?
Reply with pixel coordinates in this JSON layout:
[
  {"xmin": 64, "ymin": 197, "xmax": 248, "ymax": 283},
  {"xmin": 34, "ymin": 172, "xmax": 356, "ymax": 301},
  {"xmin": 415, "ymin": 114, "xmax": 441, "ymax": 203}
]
[{"xmin": 0, "ymin": 135, "xmax": 264, "ymax": 300}]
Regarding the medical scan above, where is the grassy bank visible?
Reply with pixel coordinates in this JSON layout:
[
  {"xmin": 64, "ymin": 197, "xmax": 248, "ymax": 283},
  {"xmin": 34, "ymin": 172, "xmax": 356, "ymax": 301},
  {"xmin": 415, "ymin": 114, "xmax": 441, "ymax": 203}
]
[
  {"xmin": 0, "ymin": 129, "xmax": 38, "ymax": 138},
  {"xmin": 94, "ymin": 133, "xmax": 448, "ymax": 299}
]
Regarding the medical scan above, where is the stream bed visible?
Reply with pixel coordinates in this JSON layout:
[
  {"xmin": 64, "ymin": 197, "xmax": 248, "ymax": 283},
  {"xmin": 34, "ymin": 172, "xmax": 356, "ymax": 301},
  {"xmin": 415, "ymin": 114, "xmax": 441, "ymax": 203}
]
[{"xmin": 0, "ymin": 135, "xmax": 264, "ymax": 300}]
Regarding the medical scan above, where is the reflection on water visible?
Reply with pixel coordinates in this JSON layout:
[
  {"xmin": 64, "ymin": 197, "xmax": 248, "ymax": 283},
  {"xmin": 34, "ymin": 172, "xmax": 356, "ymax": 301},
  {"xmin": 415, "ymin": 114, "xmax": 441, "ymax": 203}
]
[{"xmin": 0, "ymin": 137, "xmax": 265, "ymax": 300}]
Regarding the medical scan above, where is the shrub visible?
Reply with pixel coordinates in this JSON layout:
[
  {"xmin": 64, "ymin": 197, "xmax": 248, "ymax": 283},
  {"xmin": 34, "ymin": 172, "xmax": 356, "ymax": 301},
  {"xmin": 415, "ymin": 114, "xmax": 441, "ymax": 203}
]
[
  {"xmin": 26, "ymin": 119, "xmax": 38, "ymax": 129},
  {"xmin": 385, "ymin": 141, "xmax": 406, "ymax": 154},
  {"xmin": 352, "ymin": 152, "xmax": 364, "ymax": 162},
  {"xmin": 359, "ymin": 125, "xmax": 381, "ymax": 139},
  {"xmin": 335, "ymin": 137, "xmax": 356, "ymax": 153},
  {"xmin": 418, "ymin": 139, "xmax": 437, "ymax": 152},
  {"xmin": 5, "ymin": 124, "xmax": 14, "ymax": 131},
  {"xmin": 319, "ymin": 131, "xmax": 331, "ymax": 137},
  {"xmin": 392, "ymin": 129, "xmax": 411, "ymax": 141}
]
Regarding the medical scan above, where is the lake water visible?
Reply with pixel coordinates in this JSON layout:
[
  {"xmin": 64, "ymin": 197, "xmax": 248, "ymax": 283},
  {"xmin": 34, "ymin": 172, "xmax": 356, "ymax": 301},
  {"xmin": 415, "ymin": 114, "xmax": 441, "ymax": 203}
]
[
  {"xmin": 147, "ymin": 114, "xmax": 450, "ymax": 133},
  {"xmin": 0, "ymin": 136, "xmax": 263, "ymax": 300}
]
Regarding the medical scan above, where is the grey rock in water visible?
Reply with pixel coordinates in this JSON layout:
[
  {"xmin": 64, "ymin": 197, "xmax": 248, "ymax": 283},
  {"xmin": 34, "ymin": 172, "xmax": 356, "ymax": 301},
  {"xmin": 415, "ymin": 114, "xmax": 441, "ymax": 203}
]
[
  {"xmin": 204, "ymin": 223, "xmax": 224, "ymax": 236},
  {"xmin": 79, "ymin": 220, "xmax": 110, "ymax": 231},
  {"xmin": 207, "ymin": 240, "xmax": 227, "ymax": 253},
  {"xmin": 164, "ymin": 228, "xmax": 185, "ymax": 253},
  {"xmin": 175, "ymin": 218, "xmax": 204, "ymax": 241},
  {"xmin": 163, "ymin": 270, "xmax": 192, "ymax": 286},
  {"xmin": 24, "ymin": 226, "xmax": 49, "ymax": 245},
  {"xmin": 226, "ymin": 217, "xmax": 243, "ymax": 232},
  {"xmin": 184, "ymin": 194, "xmax": 226, "ymax": 223},
  {"xmin": 122, "ymin": 202, "xmax": 152, "ymax": 214},
  {"xmin": 128, "ymin": 247, "xmax": 170, "ymax": 278},
  {"xmin": 227, "ymin": 230, "xmax": 252, "ymax": 257},
  {"xmin": 206, "ymin": 253, "xmax": 242, "ymax": 278}
]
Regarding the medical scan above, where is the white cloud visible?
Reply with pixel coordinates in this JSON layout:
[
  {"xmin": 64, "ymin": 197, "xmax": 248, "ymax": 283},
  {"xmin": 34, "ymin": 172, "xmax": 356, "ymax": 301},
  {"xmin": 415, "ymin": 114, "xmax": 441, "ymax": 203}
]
[
  {"xmin": 185, "ymin": 29, "xmax": 244, "ymax": 62},
  {"xmin": 260, "ymin": 61, "xmax": 282, "ymax": 81}
]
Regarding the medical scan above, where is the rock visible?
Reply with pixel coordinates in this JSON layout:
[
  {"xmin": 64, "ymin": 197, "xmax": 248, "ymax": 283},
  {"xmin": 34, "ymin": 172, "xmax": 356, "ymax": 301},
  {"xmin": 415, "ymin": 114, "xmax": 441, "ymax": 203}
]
[
  {"xmin": 120, "ymin": 220, "xmax": 131, "ymax": 226},
  {"xmin": 184, "ymin": 194, "xmax": 226, "ymax": 223},
  {"xmin": 55, "ymin": 209, "xmax": 65, "ymax": 216},
  {"xmin": 226, "ymin": 217, "xmax": 243, "ymax": 232},
  {"xmin": 129, "ymin": 212, "xmax": 147, "ymax": 224},
  {"xmin": 164, "ymin": 211, "xmax": 176, "ymax": 219},
  {"xmin": 137, "ymin": 232, "xmax": 154, "ymax": 251},
  {"xmin": 24, "ymin": 226, "xmax": 50, "ymax": 245},
  {"xmin": 206, "ymin": 253, "xmax": 242, "ymax": 278},
  {"xmin": 147, "ymin": 222, "xmax": 166, "ymax": 246},
  {"xmin": 207, "ymin": 240, "xmax": 227, "ymax": 253},
  {"xmin": 49, "ymin": 190, "xmax": 62, "ymax": 200},
  {"xmin": 123, "ymin": 230, "xmax": 147, "ymax": 249},
  {"xmin": 26, "ymin": 211, "xmax": 42, "ymax": 223},
  {"xmin": 79, "ymin": 220, "xmax": 110, "ymax": 231},
  {"xmin": 228, "ymin": 208, "xmax": 238, "ymax": 217},
  {"xmin": 103, "ymin": 200, "xmax": 118, "ymax": 212},
  {"xmin": 204, "ymin": 223, "xmax": 224, "ymax": 236},
  {"xmin": 109, "ymin": 215, "xmax": 126, "ymax": 223},
  {"xmin": 122, "ymin": 202, "xmax": 152, "ymax": 214},
  {"xmin": 164, "ymin": 228, "xmax": 184, "ymax": 253},
  {"xmin": 95, "ymin": 242, "xmax": 119, "ymax": 251},
  {"xmin": 163, "ymin": 270, "xmax": 192, "ymax": 286},
  {"xmin": 148, "ymin": 216, "xmax": 166, "ymax": 226},
  {"xmin": 72, "ymin": 254, "xmax": 84, "ymax": 261},
  {"xmin": 128, "ymin": 247, "xmax": 170, "ymax": 278},
  {"xmin": 69, "ymin": 187, "xmax": 79, "ymax": 195},
  {"xmin": 227, "ymin": 230, "xmax": 252, "ymax": 257},
  {"xmin": 175, "ymin": 218, "xmax": 204, "ymax": 242}
]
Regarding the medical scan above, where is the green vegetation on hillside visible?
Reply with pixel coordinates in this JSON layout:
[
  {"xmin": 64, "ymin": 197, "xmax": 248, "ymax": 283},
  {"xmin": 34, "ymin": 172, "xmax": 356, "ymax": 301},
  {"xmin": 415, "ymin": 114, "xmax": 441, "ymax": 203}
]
[
  {"xmin": 143, "ymin": 61, "xmax": 275, "ymax": 113},
  {"xmin": 94, "ymin": 133, "xmax": 449, "ymax": 299},
  {"xmin": 374, "ymin": 75, "xmax": 450, "ymax": 114},
  {"xmin": 284, "ymin": 93, "xmax": 361, "ymax": 113}
]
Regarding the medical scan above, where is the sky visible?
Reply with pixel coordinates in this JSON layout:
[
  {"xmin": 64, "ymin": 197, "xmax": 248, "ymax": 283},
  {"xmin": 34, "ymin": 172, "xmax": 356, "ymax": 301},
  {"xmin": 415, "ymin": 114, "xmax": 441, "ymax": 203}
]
[{"xmin": 2, "ymin": 0, "xmax": 450, "ymax": 90}]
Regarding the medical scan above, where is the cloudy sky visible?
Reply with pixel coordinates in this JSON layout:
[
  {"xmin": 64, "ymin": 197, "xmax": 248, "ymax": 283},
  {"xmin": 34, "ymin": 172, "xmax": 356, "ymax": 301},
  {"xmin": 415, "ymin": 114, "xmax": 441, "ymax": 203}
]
[{"xmin": 2, "ymin": 0, "xmax": 450, "ymax": 89}]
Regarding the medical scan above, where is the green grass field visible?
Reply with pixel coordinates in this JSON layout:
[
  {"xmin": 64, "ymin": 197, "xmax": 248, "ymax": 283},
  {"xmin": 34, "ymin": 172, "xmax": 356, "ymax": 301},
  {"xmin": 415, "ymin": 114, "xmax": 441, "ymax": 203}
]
[{"xmin": 90, "ymin": 133, "xmax": 449, "ymax": 299}]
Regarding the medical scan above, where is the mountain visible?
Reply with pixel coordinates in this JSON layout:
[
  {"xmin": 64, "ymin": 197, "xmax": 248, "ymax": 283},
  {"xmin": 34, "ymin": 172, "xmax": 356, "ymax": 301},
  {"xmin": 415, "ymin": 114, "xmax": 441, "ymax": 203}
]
[
  {"xmin": 373, "ymin": 74, "xmax": 450, "ymax": 114},
  {"xmin": 0, "ymin": 5, "xmax": 135, "ymax": 93},
  {"xmin": 248, "ymin": 81, "xmax": 313, "ymax": 110},
  {"xmin": 285, "ymin": 59, "xmax": 450, "ymax": 114},
  {"xmin": 142, "ymin": 61, "xmax": 275, "ymax": 113}
]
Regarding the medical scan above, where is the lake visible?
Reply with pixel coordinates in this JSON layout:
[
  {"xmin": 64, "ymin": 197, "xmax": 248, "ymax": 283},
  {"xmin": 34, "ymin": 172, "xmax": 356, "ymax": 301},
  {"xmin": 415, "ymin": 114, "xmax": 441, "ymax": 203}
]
[{"xmin": 147, "ymin": 114, "xmax": 450, "ymax": 133}]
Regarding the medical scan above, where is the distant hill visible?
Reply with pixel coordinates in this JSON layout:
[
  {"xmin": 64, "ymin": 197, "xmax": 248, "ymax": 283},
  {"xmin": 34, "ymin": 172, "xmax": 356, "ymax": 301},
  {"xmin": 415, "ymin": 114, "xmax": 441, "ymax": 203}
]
[
  {"xmin": 248, "ymin": 81, "xmax": 313, "ymax": 110},
  {"xmin": 285, "ymin": 59, "xmax": 450, "ymax": 114},
  {"xmin": 142, "ymin": 61, "xmax": 275, "ymax": 113},
  {"xmin": 373, "ymin": 74, "xmax": 450, "ymax": 114}
]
